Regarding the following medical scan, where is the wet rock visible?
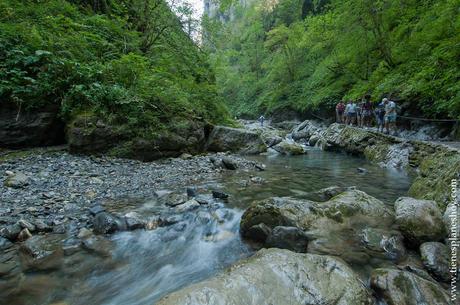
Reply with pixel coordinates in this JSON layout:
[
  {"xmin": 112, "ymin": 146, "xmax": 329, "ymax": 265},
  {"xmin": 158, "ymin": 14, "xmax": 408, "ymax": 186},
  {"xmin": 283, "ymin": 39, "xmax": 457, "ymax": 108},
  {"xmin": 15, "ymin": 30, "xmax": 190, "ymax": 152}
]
[
  {"xmin": 370, "ymin": 268, "xmax": 452, "ymax": 305},
  {"xmin": 303, "ymin": 185, "xmax": 355, "ymax": 202},
  {"xmin": 395, "ymin": 197, "xmax": 445, "ymax": 246},
  {"xmin": 158, "ymin": 192, "xmax": 188, "ymax": 207},
  {"xmin": 62, "ymin": 239, "xmax": 81, "ymax": 256},
  {"xmin": 186, "ymin": 187, "xmax": 197, "ymax": 198},
  {"xmin": 160, "ymin": 215, "xmax": 183, "ymax": 226},
  {"xmin": 0, "ymin": 224, "xmax": 22, "ymax": 241},
  {"xmin": 124, "ymin": 212, "xmax": 145, "ymax": 230},
  {"xmin": 157, "ymin": 248, "xmax": 374, "ymax": 305},
  {"xmin": 221, "ymin": 157, "xmax": 238, "ymax": 170},
  {"xmin": 18, "ymin": 219, "xmax": 36, "ymax": 232},
  {"xmin": 19, "ymin": 235, "xmax": 64, "ymax": 271},
  {"xmin": 420, "ymin": 242, "xmax": 450, "ymax": 282},
  {"xmin": 244, "ymin": 223, "xmax": 272, "ymax": 243},
  {"xmin": 4, "ymin": 172, "xmax": 29, "ymax": 188},
  {"xmin": 34, "ymin": 219, "xmax": 52, "ymax": 233},
  {"xmin": 357, "ymin": 167, "xmax": 368, "ymax": 174},
  {"xmin": 291, "ymin": 120, "xmax": 324, "ymax": 142},
  {"xmin": 145, "ymin": 216, "xmax": 160, "ymax": 230},
  {"xmin": 81, "ymin": 236, "xmax": 113, "ymax": 257},
  {"xmin": 195, "ymin": 194, "xmax": 213, "ymax": 205},
  {"xmin": 205, "ymin": 126, "xmax": 267, "ymax": 154},
  {"xmin": 17, "ymin": 228, "xmax": 32, "ymax": 241},
  {"xmin": 308, "ymin": 134, "xmax": 320, "ymax": 146},
  {"xmin": 360, "ymin": 228, "xmax": 406, "ymax": 261},
  {"xmin": 93, "ymin": 212, "xmax": 126, "ymax": 234},
  {"xmin": 175, "ymin": 199, "xmax": 200, "ymax": 212},
  {"xmin": 266, "ymin": 226, "xmax": 309, "ymax": 252},
  {"xmin": 88, "ymin": 205, "xmax": 105, "ymax": 216},
  {"xmin": 77, "ymin": 228, "xmax": 93, "ymax": 239},
  {"xmin": 271, "ymin": 140, "xmax": 304, "ymax": 155},
  {"xmin": 212, "ymin": 190, "xmax": 229, "ymax": 200},
  {"xmin": 0, "ymin": 236, "xmax": 12, "ymax": 250},
  {"xmin": 241, "ymin": 190, "xmax": 396, "ymax": 264}
]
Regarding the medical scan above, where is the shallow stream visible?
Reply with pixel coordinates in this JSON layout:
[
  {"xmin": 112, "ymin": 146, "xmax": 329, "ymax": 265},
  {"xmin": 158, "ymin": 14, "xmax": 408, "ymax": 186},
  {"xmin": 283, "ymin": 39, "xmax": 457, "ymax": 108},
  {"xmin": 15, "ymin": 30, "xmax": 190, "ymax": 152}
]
[{"xmin": 9, "ymin": 149, "xmax": 414, "ymax": 305}]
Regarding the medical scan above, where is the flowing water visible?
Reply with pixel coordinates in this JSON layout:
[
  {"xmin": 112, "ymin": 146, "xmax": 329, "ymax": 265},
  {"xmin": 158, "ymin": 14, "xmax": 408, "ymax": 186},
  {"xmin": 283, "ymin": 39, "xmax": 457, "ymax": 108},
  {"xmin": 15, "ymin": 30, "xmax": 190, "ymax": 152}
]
[{"xmin": 9, "ymin": 149, "xmax": 414, "ymax": 305}]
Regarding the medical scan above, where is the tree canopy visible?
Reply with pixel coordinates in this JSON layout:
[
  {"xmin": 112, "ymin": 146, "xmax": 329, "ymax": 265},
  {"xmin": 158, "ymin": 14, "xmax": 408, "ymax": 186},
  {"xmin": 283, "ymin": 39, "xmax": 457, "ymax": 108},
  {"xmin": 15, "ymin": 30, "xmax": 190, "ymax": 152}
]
[{"xmin": 203, "ymin": 0, "xmax": 460, "ymax": 119}]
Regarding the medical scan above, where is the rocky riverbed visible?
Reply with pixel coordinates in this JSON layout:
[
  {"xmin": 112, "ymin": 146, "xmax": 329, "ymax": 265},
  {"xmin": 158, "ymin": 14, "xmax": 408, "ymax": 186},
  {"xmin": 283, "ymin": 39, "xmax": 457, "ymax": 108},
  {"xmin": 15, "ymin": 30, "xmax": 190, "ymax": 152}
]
[{"xmin": 1, "ymin": 120, "xmax": 458, "ymax": 305}]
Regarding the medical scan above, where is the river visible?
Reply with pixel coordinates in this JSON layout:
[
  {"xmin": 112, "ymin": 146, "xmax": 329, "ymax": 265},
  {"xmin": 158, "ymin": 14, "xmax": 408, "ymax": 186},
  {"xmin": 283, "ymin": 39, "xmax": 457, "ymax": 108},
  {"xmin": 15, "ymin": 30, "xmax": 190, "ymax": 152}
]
[{"xmin": 3, "ymin": 148, "xmax": 413, "ymax": 305}]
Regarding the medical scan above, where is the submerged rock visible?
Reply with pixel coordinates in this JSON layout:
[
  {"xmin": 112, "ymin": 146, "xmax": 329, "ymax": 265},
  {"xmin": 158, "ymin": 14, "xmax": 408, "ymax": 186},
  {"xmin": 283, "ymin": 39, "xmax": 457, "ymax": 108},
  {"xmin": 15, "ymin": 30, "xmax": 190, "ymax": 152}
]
[
  {"xmin": 205, "ymin": 125, "xmax": 267, "ymax": 154},
  {"xmin": 370, "ymin": 268, "xmax": 452, "ymax": 305},
  {"xmin": 157, "ymin": 248, "xmax": 374, "ymax": 305},
  {"xmin": 395, "ymin": 197, "xmax": 445, "ymax": 246},
  {"xmin": 19, "ymin": 235, "xmax": 64, "ymax": 271},
  {"xmin": 420, "ymin": 242, "xmax": 450, "ymax": 282}
]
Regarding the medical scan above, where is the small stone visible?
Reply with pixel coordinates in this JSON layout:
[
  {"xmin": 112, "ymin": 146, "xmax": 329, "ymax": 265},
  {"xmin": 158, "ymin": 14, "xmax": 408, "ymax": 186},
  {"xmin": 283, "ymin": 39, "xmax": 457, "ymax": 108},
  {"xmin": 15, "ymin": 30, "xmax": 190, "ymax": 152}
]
[
  {"xmin": 18, "ymin": 219, "xmax": 36, "ymax": 232},
  {"xmin": 186, "ymin": 187, "xmax": 197, "ymax": 198},
  {"xmin": 93, "ymin": 212, "xmax": 125, "ymax": 234},
  {"xmin": 17, "ymin": 228, "xmax": 32, "ymax": 241},
  {"xmin": 176, "ymin": 199, "xmax": 200, "ymax": 212},
  {"xmin": 124, "ymin": 212, "xmax": 145, "ymax": 230},
  {"xmin": 212, "ymin": 190, "xmax": 229, "ymax": 200},
  {"xmin": 77, "ymin": 228, "xmax": 93, "ymax": 239},
  {"xmin": 88, "ymin": 205, "xmax": 105, "ymax": 216},
  {"xmin": 221, "ymin": 157, "xmax": 238, "ymax": 170}
]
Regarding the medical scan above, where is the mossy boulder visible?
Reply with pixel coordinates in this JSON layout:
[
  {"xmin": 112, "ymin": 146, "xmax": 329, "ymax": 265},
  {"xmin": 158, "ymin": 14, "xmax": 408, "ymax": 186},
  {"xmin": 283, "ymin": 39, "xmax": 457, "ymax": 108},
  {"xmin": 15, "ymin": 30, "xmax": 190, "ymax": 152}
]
[
  {"xmin": 370, "ymin": 268, "xmax": 452, "ymax": 305},
  {"xmin": 395, "ymin": 197, "xmax": 445, "ymax": 247},
  {"xmin": 420, "ymin": 242, "xmax": 451, "ymax": 282},
  {"xmin": 241, "ymin": 189, "xmax": 400, "ymax": 264},
  {"xmin": 205, "ymin": 125, "xmax": 267, "ymax": 154},
  {"xmin": 271, "ymin": 140, "xmax": 305, "ymax": 155},
  {"xmin": 68, "ymin": 115, "xmax": 210, "ymax": 161},
  {"xmin": 157, "ymin": 248, "xmax": 374, "ymax": 305}
]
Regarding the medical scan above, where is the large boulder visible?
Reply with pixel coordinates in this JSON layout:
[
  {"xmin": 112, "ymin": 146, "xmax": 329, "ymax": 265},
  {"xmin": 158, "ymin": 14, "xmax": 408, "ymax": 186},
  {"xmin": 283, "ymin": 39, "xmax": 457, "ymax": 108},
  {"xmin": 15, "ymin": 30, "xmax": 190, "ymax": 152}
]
[
  {"xmin": 271, "ymin": 140, "xmax": 304, "ymax": 155},
  {"xmin": 420, "ymin": 242, "xmax": 450, "ymax": 282},
  {"xmin": 68, "ymin": 116, "xmax": 208, "ymax": 161},
  {"xmin": 205, "ymin": 126, "xmax": 267, "ymax": 154},
  {"xmin": 291, "ymin": 120, "xmax": 325, "ymax": 142},
  {"xmin": 0, "ymin": 103, "xmax": 64, "ymax": 148},
  {"xmin": 370, "ymin": 268, "xmax": 452, "ymax": 305},
  {"xmin": 395, "ymin": 197, "xmax": 445, "ymax": 246},
  {"xmin": 241, "ymin": 189, "xmax": 401, "ymax": 264},
  {"xmin": 157, "ymin": 248, "xmax": 374, "ymax": 305}
]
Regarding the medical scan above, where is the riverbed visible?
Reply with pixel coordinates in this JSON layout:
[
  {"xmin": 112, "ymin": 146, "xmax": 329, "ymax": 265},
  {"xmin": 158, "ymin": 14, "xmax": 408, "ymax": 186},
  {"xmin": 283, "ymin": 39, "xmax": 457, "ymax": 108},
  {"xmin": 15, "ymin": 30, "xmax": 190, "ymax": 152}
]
[{"xmin": 1, "ymin": 148, "xmax": 414, "ymax": 305}]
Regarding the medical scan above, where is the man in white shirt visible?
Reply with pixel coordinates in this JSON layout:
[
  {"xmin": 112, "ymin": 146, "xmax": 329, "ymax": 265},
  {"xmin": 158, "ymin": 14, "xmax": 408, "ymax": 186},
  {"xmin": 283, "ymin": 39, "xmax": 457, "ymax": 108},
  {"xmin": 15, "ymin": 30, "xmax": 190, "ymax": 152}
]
[
  {"xmin": 383, "ymin": 98, "xmax": 397, "ymax": 135},
  {"xmin": 345, "ymin": 100, "xmax": 357, "ymax": 126}
]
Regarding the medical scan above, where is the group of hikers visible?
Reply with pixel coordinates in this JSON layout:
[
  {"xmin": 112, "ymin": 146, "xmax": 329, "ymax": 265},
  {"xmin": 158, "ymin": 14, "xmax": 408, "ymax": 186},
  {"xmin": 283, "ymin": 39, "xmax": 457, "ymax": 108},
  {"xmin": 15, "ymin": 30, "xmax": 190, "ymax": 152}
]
[{"xmin": 335, "ymin": 95, "xmax": 397, "ymax": 135}]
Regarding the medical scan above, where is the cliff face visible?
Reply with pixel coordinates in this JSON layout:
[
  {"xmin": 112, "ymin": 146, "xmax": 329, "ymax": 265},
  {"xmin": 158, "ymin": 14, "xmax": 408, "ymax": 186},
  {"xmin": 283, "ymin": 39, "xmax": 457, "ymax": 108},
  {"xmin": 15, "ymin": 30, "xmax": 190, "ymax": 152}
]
[{"xmin": 203, "ymin": 0, "xmax": 252, "ymax": 22}]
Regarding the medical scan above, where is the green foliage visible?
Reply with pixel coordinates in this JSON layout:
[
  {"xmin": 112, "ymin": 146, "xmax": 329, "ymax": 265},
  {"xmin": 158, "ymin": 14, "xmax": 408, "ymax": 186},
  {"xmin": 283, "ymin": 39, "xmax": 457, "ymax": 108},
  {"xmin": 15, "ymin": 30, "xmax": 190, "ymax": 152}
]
[
  {"xmin": 0, "ymin": 0, "xmax": 230, "ymax": 137},
  {"xmin": 206, "ymin": 0, "xmax": 460, "ymax": 119}
]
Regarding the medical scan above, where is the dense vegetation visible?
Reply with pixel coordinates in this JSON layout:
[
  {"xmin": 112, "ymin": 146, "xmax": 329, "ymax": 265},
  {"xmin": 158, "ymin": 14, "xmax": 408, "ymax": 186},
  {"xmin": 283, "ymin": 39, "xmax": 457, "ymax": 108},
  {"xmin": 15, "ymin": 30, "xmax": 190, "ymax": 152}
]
[
  {"xmin": 204, "ymin": 0, "xmax": 460, "ymax": 119},
  {"xmin": 0, "ymin": 0, "xmax": 230, "ymax": 137}
]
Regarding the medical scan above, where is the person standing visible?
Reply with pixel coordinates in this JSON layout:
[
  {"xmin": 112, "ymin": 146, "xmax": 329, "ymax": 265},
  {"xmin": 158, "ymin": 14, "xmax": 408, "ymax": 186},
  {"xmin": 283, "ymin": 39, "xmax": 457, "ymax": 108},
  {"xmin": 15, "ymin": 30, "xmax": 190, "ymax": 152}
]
[
  {"xmin": 383, "ymin": 98, "xmax": 397, "ymax": 135},
  {"xmin": 335, "ymin": 101, "xmax": 346, "ymax": 123},
  {"xmin": 375, "ymin": 100, "xmax": 385, "ymax": 132},
  {"xmin": 345, "ymin": 100, "xmax": 357, "ymax": 126},
  {"xmin": 356, "ymin": 101, "xmax": 363, "ymax": 127},
  {"xmin": 361, "ymin": 95, "xmax": 373, "ymax": 128},
  {"xmin": 258, "ymin": 115, "xmax": 265, "ymax": 127}
]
